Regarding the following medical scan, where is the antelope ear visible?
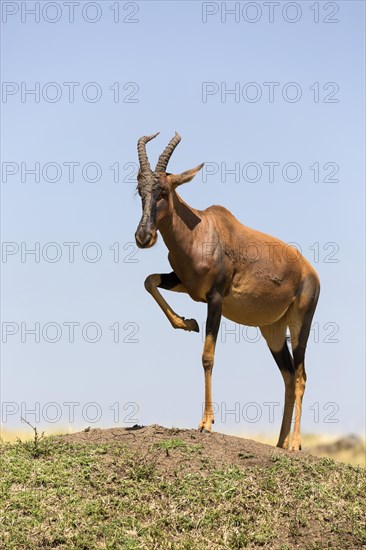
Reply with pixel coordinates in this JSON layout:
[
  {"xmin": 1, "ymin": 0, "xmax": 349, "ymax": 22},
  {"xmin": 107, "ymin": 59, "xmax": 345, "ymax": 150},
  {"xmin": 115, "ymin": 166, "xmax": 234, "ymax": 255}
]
[{"xmin": 167, "ymin": 163, "xmax": 204, "ymax": 187}]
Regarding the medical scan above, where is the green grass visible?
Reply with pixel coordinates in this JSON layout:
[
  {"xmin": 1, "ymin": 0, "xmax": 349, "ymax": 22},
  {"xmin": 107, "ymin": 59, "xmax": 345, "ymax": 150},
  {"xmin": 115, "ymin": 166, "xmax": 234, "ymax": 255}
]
[
  {"xmin": 1, "ymin": 436, "xmax": 365, "ymax": 549},
  {"xmin": 153, "ymin": 438, "xmax": 203, "ymax": 455}
]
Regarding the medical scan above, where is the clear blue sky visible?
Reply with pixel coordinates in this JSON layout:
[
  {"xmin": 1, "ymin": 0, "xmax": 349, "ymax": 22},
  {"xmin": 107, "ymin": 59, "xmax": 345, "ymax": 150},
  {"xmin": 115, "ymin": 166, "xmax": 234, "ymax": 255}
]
[{"xmin": 1, "ymin": 1, "xmax": 365, "ymax": 438}]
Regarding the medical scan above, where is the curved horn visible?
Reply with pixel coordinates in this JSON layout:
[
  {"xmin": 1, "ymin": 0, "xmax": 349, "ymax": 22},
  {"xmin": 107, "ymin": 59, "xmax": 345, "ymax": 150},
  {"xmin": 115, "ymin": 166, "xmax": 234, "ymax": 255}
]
[
  {"xmin": 137, "ymin": 132, "xmax": 159, "ymax": 172},
  {"xmin": 155, "ymin": 132, "xmax": 181, "ymax": 173}
]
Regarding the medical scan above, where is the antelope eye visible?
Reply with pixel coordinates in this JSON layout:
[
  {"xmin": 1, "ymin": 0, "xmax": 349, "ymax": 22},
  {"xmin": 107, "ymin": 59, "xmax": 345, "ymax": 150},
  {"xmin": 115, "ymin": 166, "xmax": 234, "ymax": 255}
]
[{"xmin": 154, "ymin": 188, "xmax": 167, "ymax": 201}]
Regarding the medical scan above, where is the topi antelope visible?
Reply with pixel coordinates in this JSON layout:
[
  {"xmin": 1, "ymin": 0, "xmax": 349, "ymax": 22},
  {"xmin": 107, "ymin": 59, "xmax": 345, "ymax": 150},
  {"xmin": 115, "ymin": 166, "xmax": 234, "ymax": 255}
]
[{"xmin": 134, "ymin": 132, "xmax": 320, "ymax": 451}]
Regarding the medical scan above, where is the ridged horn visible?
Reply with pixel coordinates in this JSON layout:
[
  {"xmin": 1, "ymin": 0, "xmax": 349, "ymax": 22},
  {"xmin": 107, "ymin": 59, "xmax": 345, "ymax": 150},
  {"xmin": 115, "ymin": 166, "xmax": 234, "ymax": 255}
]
[
  {"xmin": 137, "ymin": 133, "xmax": 159, "ymax": 172},
  {"xmin": 155, "ymin": 132, "xmax": 181, "ymax": 173}
]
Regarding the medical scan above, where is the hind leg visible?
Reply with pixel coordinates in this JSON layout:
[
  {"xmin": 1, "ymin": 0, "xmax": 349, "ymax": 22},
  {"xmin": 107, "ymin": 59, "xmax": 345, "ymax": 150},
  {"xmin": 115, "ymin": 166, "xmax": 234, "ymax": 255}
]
[
  {"xmin": 291, "ymin": 342, "xmax": 306, "ymax": 451},
  {"xmin": 288, "ymin": 275, "xmax": 320, "ymax": 451},
  {"xmin": 260, "ymin": 318, "xmax": 295, "ymax": 450},
  {"xmin": 288, "ymin": 310, "xmax": 318, "ymax": 449}
]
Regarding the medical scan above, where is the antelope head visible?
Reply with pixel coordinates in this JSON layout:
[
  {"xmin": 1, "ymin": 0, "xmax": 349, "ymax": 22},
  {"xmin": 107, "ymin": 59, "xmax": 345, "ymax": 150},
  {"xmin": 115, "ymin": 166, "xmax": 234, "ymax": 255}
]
[{"xmin": 134, "ymin": 132, "xmax": 204, "ymax": 249}]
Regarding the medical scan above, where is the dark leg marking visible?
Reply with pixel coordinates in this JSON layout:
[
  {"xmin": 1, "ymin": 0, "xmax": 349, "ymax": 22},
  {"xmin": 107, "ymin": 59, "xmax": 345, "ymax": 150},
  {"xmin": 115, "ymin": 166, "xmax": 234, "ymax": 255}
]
[
  {"xmin": 270, "ymin": 341, "xmax": 295, "ymax": 373},
  {"xmin": 158, "ymin": 271, "xmax": 182, "ymax": 290}
]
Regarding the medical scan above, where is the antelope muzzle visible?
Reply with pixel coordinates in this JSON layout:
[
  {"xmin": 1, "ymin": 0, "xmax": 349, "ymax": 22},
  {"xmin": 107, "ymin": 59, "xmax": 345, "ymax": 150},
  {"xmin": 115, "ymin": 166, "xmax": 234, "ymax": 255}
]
[{"xmin": 135, "ymin": 224, "xmax": 157, "ymax": 249}]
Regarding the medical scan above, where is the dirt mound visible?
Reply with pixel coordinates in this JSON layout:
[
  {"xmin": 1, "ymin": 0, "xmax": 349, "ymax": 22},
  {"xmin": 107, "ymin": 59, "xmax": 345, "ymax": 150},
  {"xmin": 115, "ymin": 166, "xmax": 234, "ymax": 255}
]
[{"xmin": 62, "ymin": 424, "xmax": 313, "ymax": 476}]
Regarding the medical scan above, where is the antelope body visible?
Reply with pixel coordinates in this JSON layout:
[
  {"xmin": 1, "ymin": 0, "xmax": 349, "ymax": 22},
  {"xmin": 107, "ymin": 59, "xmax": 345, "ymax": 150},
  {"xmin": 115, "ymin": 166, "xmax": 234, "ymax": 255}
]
[{"xmin": 135, "ymin": 132, "xmax": 320, "ymax": 451}]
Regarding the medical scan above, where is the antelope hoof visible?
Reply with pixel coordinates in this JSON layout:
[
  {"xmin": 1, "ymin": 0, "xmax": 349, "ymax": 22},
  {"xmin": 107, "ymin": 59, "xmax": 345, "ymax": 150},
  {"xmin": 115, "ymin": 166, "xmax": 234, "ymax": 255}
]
[
  {"xmin": 198, "ymin": 416, "xmax": 214, "ymax": 432},
  {"xmin": 182, "ymin": 317, "xmax": 199, "ymax": 333},
  {"xmin": 291, "ymin": 442, "xmax": 302, "ymax": 452}
]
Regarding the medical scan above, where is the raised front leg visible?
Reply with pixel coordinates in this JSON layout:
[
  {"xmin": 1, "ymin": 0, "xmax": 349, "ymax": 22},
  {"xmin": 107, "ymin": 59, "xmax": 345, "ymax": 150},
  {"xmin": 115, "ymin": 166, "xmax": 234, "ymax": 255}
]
[
  {"xmin": 199, "ymin": 290, "xmax": 223, "ymax": 432},
  {"xmin": 144, "ymin": 272, "xmax": 199, "ymax": 332}
]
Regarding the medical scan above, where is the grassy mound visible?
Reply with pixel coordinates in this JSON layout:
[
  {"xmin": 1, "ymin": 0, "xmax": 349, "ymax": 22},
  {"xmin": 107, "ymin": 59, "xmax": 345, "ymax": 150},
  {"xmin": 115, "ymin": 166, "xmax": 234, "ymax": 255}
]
[{"xmin": 1, "ymin": 425, "xmax": 365, "ymax": 549}]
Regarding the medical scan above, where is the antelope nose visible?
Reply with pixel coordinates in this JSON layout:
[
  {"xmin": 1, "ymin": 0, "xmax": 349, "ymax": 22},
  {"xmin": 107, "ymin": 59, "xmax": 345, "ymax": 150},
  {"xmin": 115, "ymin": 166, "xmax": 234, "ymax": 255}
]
[{"xmin": 135, "ymin": 229, "xmax": 153, "ymax": 248}]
